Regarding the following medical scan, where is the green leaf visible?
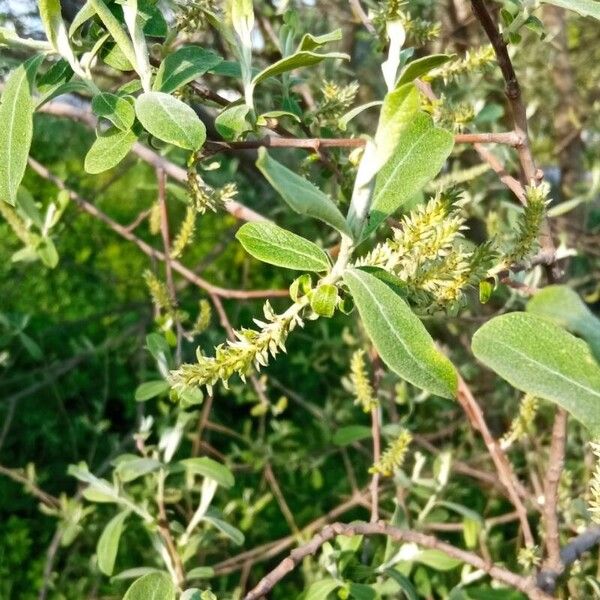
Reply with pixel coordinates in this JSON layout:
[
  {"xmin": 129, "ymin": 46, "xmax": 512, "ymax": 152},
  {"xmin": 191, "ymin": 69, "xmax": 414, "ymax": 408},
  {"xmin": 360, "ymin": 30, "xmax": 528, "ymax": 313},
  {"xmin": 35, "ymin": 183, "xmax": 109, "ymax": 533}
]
[
  {"xmin": 111, "ymin": 567, "xmax": 162, "ymax": 582},
  {"xmin": 122, "ymin": 572, "xmax": 176, "ymax": 600},
  {"xmin": 396, "ymin": 54, "xmax": 454, "ymax": 86},
  {"xmin": 236, "ymin": 222, "xmax": 330, "ymax": 272},
  {"xmin": 215, "ymin": 104, "xmax": 252, "ymax": 141},
  {"xmin": 349, "ymin": 583, "xmax": 376, "ymax": 600},
  {"xmin": 343, "ymin": 268, "xmax": 457, "ymax": 398},
  {"xmin": 416, "ymin": 549, "xmax": 462, "ymax": 571},
  {"xmin": 135, "ymin": 92, "xmax": 206, "ymax": 150},
  {"xmin": 153, "ymin": 46, "xmax": 223, "ymax": 94},
  {"xmin": 305, "ymin": 578, "xmax": 342, "ymax": 600},
  {"xmin": 472, "ymin": 312, "xmax": 600, "ymax": 435},
  {"xmin": 97, "ymin": 510, "xmax": 129, "ymax": 576},
  {"xmin": 310, "ymin": 284, "xmax": 338, "ymax": 318},
  {"xmin": 186, "ymin": 567, "xmax": 215, "ymax": 580},
  {"xmin": 540, "ymin": 0, "xmax": 600, "ymax": 20},
  {"xmin": 36, "ymin": 237, "xmax": 59, "ymax": 268},
  {"xmin": 256, "ymin": 148, "xmax": 351, "ymax": 236},
  {"xmin": 373, "ymin": 83, "xmax": 421, "ymax": 172},
  {"xmin": 0, "ymin": 57, "xmax": 39, "ymax": 205},
  {"xmin": 526, "ymin": 285, "xmax": 600, "ymax": 362},
  {"xmin": 84, "ymin": 127, "xmax": 137, "ymax": 174},
  {"xmin": 134, "ymin": 380, "xmax": 170, "ymax": 401},
  {"xmin": 92, "ymin": 92, "xmax": 135, "ymax": 131},
  {"xmin": 332, "ymin": 425, "xmax": 372, "ymax": 446},
  {"xmin": 39, "ymin": 0, "xmax": 82, "ymax": 76},
  {"xmin": 384, "ymin": 569, "xmax": 419, "ymax": 600},
  {"xmin": 179, "ymin": 457, "xmax": 234, "ymax": 488},
  {"xmin": 114, "ymin": 458, "xmax": 162, "ymax": 482},
  {"xmin": 297, "ymin": 29, "xmax": 342, "ymax": 52},
  {"xmin": 252, "ymin": 51, "xmax": 349, "ymax": 86},
  {"xmin": 204, "ymin": 512, "xmax": 244, "ymax": 545},
  {"xmin": 365, "ymin": 113, "xmax": 454, "ymax": 236},
  {"xmin": 69, "ymin": 1, "xmax": 95, "ymax": 36},
  {"xmin": 89, "ymin": 0, "xmax": 137, "ymax": 69}
]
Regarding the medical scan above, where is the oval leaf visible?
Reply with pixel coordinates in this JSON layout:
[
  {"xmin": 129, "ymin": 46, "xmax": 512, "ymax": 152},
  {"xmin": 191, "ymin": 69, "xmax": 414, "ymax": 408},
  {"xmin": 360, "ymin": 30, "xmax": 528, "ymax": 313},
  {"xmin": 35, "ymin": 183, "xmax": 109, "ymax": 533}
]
[
  {"xmin": 135, "ymin": 380, "xmax": 170, "ymax": 401},
  {"xmin": 115, "ymin": 458, "xmax": 162, "ymax": 482},
  {"xmin": 153, "ymin": 46, "xmax": 223, "ymax": 94},
  {"xmin": 310, "ymin": 284, "xmax": 338, "ymax": 318},
  {"xmin": 305, "ymin": 578, "xmax": 342, "ymax": 600},
  {"xmin": 92, "ymin": 92, "xmax": 135, "ymax": 131},
  {"xmin": 97, "ymin": 510, "xmax": 129, "ymax": 576},
  {"xmin": 180, "ymin": 457, "xmax": 234, "ymax": 488},
  {"xmin": 472, "ymin": 312, "xmax": 600, "ymax": 435},
  {"xmin": 84, "ymin": 127, "xmax": 137, "ymax": 174},
  {"xmin": 135, "ymin": 92, "xmax": 206, "ymax": 151},
  {"xmin": 343, "ymin": 268, "xmax": 457, "ymax": 398},
  {"xmin": 332, "ymin": 425, "xmax": 372, "ymax": 446},
  {"xmin": 256, "ymin": 148, "xmax": 351, "ymax": 236},
  {"xmin": 236, "ymin": 222, "xmax": 330, "ymax": 272},
  {"xmin": 396, "ymin": 54, "xmax": 453, "ymax": 86},
  {"xmin": 0, "ymin": 58, "xmax": 39, "ymax": 205},
  {"xmin": 527, "ymin": 285, "xmax": 600, "ymax": 362},
  {"xmin": 252, "ymin": 51, "xmax": 349, "ymax": 86},
  {"xmin": 365, "ymin": 113, "xmax": 454, "ymax": 237},
  {"xmin": 123, "ymin": 572, "xmax": 176, "ymax": 600}
]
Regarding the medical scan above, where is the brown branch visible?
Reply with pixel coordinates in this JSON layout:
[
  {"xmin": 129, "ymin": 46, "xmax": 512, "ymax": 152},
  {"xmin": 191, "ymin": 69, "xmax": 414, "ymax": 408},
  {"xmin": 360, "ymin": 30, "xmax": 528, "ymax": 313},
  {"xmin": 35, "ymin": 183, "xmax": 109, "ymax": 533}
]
[
  {"xmin": 470, "ymin": 0, "xmax": 558, "ymax": 277},
  {"xmin": 542, "ymin": 408, "xmax": 568, "ymax": 573},
  {"xmin": 457, "ymin": 377, "xmax": 535, "ymax": 548},
  {"xmin": 264, "ymin": 464, "xmax": 299, "ymax": 534},
  {"xmin": 212, "ymin": 489, "xmax": 370, "ymax": 576},
  {"xmin": 156, "ymin": 470, "xmax": 186, "ymax": 588},
  {"xmin": 243, "ymin": 521, "xmax": 554, "ymax": 600},
  {"xmin": 27, "ymin": 158, "xmax": 288, "ymax": 300},
  {"xmin": 370, "ymin": 406, "xmax": 381, "ymax": 522},
  {"xmin": 348, "ymin": 0, "xmax": 376, "ymax": 34}
]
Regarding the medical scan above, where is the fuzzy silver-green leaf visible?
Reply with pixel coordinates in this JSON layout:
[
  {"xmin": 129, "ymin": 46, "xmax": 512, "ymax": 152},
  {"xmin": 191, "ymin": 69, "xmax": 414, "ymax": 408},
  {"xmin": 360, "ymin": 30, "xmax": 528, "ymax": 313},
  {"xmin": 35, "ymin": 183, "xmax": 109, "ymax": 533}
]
[
  {"xmin": 472, "ymin": 312, "xmax": 600, "ymax": 435},
  {"xmin": 343, "ymin": 267, "xmax": 457, "ymax": 398}
]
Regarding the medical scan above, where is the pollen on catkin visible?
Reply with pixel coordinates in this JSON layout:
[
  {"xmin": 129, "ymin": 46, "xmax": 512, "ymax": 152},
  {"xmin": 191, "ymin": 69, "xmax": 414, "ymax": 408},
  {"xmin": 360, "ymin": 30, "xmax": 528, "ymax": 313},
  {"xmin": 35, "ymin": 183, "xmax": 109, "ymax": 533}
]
[
  {"xmin": 370, "ymin": 430, "xmax": 412, "ymax": 477},
  {"xmin": 349, "ymin": 350, "xmax": 378, "ymax": 413}
]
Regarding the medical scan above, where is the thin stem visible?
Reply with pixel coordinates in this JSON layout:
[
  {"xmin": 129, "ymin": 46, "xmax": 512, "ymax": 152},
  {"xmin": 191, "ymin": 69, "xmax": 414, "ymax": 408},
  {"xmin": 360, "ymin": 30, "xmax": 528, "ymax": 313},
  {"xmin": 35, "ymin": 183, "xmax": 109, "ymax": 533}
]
[
  {"xmin": 542, "ymin": 408, "xmax": 568, "ymax": 573},
  {"xmin": 470, "ymin": 0, "xmax": 558, "ymax": 278},
  {"xmin": 370, "ymin": 406, "xmax": 381, "ymax": 523},
  {"xmin": 265, "ymin": 464, "xmax": 299, "ymax": 534},
  {"xmin": 156, "ymin": 168, "xmax": 183, "ymax": 365},
  {"xmin": 156, "ymin": 469, "xmax": 186, "ymax": 588},
  {"xmin": 457, "ymin": 377, "xmax": 535, "ymax": 547}
]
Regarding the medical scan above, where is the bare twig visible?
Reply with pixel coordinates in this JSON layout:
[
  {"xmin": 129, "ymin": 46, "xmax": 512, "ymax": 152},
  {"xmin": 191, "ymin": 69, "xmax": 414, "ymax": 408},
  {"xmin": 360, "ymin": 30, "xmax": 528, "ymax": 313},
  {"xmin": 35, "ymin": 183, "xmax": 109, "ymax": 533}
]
[
  {"xmin": 348, "ymin": 0, "xmax": 376, "ymax": 34},
  {"xmin": 370, "ymin": 406, "xmax": 381, "ymax": 523},
  {"xmin": 470, "ymin": 0, "xmax": 558, "ymax": 277},
  {"xmin": 243, "ymin": 521, "xmax": 553, "ymax": 600},
  {"xmin": 264, "ymin": 464, "xmax": 299, "ymax": 534},
  {"xmin": 156, "ymin": 168, "xmax": 184, "ymax": 364},
  {"xmin": 542, "ymin": 408, "xmax": 568, "ymax": 573},
  {"xmin": 27, "ymin": 158, "xmax": 287, "ymax": 300},
  {"xmin": 457, "ymin": 377, "xmax": 535, "ymax": 547},
  {"xmin": 212, "ymin": 490, "xmax": 370, "ymax": 576}
]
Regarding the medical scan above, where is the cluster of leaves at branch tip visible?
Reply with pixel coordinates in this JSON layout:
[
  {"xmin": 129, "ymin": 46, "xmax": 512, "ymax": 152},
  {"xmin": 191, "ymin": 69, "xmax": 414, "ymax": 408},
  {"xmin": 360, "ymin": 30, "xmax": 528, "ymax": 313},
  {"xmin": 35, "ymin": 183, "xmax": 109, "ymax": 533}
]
[
  {"xmin": 350, "ymin": 350, "xmax": 378, "ymax": 413},
  {"xmin": 370, "ymin": 430, "xmax": 412, "ymax": 477}
]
